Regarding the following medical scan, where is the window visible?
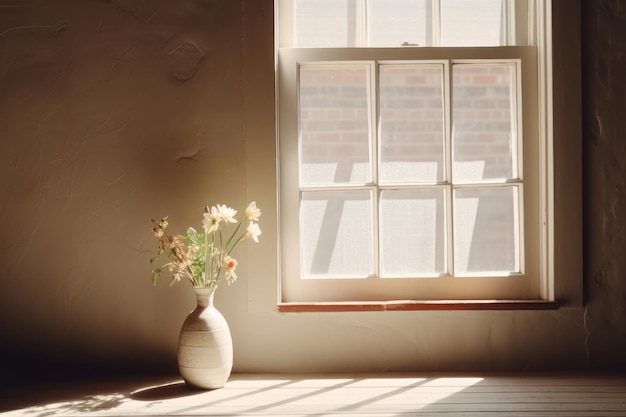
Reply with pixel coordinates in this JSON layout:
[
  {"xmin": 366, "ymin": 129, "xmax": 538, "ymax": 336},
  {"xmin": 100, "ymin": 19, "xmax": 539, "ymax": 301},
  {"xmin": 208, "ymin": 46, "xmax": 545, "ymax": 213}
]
[{"xmin": 277, "ymin": 0, "xmax": 554, "ymax": 305}]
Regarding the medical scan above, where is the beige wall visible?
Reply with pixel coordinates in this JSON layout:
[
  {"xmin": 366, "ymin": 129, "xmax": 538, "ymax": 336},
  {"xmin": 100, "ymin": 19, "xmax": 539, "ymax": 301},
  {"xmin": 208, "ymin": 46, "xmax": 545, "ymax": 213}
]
[{"xmin": 0, "ymin": 0, "xmax": 624, "ymax": 376}]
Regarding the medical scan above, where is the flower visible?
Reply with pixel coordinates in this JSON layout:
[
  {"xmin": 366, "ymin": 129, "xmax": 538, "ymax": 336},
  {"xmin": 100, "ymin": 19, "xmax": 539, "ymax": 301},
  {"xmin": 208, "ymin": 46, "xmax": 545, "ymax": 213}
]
[
  {"xmin": 223, "ymin": 255, "xmax": 238, "ymax": 284},
  {"xmin": 245, "ymin": 201, "xmax": 262, "ymax": 221},
  {"xmin": 202, "ymin": 206, "xmax": 222, "ymax": 234},
  {"xmin": 150, "ymin": 201, "xmax": 261, "ymax": 288},
  {"xmin": 202, "ymin": 204, "xmax": 237, "ymax": 234},
  {"xmin": 246, "ymin": 221, "xmax": 262, "ymax": 243},
  {"xmin": 218, "ymin": 204, "xmax": 238, "ymax": 224},
  {"xmin": 151, "ymin": 216, "xmax": 169, "ymax": 238}
]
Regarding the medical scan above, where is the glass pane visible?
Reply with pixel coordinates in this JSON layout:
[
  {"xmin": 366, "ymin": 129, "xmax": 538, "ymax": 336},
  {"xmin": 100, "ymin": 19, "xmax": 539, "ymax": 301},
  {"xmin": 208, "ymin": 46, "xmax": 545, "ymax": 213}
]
[
  {"xmin": 380, "ymin": 188, "xmax": 446, "ymax": 276},
  {"xmin": 299, "ymin": 65, "xmax": 372, "ymax": 186},
  {"xmin": 452, "ymin": 63, "xmax": 518, "ymax": 182},
  {"xmin": 441, "ymin": 0, "xmax": 508, "ymax": 46},
  {"xmin": 295, "ymin": 0, "xmax": 362, "ymax": 47},
  {"xmin": 379, "ymin": 64, "xmax": 445, "ymax": 184},
  {"xmin": 301, "ymin": 190, "xmax": 374, "ymax": 278},
  {"xmin": 368, "ymin": 0, "xmax": 431, "ymax": 47},
  {"xmin": 453, "ymin": 186, "xmax": 520, "ymax": 274}
]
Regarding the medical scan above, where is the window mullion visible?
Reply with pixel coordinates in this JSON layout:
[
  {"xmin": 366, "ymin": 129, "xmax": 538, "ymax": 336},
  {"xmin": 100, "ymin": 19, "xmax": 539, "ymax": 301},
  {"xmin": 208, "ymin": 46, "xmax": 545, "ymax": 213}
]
[
  {"xmin": 432, "ymin": 0, "xmax": 442, "ymax": 46},
  {"xmin": 360, "ymin": 0, "xmax": 368, "ymax": 47},
  {"xmin": 371, "ymin": 60, "xmax": 380, "ymax": 278},
  {"xmin": 442, "ymin": 59, "xmax": 453, "ymax": 277},
  {"xmin": 513, "ymin": 59, "xmax": 523, "ymax": 180}
]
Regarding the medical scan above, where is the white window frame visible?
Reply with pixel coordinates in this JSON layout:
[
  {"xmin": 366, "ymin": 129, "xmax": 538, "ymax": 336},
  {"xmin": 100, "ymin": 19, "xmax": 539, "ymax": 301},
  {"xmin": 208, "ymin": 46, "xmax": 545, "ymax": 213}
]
[{"xmin": 271, "ymin": 0, "xmax": 581, "ymax": 307}]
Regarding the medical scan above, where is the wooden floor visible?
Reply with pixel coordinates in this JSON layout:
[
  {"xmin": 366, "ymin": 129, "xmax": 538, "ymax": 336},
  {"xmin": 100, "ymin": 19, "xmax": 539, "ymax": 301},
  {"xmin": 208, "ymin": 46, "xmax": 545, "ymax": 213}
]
[{"xmin": 1, "ymin": 372, "xmax": 626, "ymax": 416}]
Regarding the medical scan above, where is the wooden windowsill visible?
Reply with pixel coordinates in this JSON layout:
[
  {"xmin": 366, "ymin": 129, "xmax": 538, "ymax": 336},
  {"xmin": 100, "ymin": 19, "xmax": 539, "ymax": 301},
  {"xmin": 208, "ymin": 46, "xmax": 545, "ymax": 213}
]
[{"xmin": 277, "ymin": 300, "xmax": 559, "ymax": 313}]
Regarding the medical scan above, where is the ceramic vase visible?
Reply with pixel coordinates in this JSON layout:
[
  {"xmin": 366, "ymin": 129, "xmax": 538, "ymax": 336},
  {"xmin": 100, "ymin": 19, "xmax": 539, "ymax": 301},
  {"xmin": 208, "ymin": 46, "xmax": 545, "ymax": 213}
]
[{"xmin": 178, "ymin": 286, "xmax": 233, "ymax": 389}]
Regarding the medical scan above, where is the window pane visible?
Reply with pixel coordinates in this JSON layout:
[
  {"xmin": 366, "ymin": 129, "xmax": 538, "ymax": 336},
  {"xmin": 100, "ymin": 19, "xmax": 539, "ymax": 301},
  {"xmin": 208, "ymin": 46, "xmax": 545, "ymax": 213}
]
[
  {"xmin": 452, "ymin": 63, "xmax": 518, "ymax": 182},
  {"xmin": 368, "ymin": 0, "xmax": 431, "ymax": 47},
  {"xmin": 301, "ymin": 190, "xmax": 374, "ymax": 278},
  {"xmin": 299, "ymin": 65, "xmax": 372, "ymax": 186},
  {"xmin": 441, "ymin": 0, "xmax": 508, "ymax": 46},
  {"xmin": 380, "ymin": 188, "xmax": 446, "ymax": 276},
  {"xmin": 453, "ymin": 186, "xmax": 520, "ymax": 274},
  {"xmin": 293, "ymin": 0, "xmax": 512, "ymax": 48},
  {"xmin": 379, "ymin": 64, "xmax": 445, "ymax": 184},
  {"xmin": 295, "ymin": 0, "xmax": 361, "ymax": 47}
]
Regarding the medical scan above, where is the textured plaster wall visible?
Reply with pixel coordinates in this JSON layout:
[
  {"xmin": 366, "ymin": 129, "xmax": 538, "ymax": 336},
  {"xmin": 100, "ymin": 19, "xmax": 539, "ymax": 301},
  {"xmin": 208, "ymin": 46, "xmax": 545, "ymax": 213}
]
[
  {"xmin": 0, "ymin": 0, "xmax": 255, "ymax": 374},
  {"xmin": 0, "ymin": 0, "xmax": 623, "ymax": 377},
  {"xmin": 582, "ymin": 0, "xmax": 626, "ymax": 370}
]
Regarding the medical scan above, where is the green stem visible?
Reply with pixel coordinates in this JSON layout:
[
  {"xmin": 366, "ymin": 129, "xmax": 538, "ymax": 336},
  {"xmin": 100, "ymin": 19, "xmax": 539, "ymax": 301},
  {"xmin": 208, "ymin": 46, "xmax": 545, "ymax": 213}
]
[
  {"xmin": 226, "ymin": 233, "xmax": 248, "ymax": 256},
  {"xmin": 224, "ymin": 220, "xmax": 244, "ymax": 253},
  {"xmin": 203, "ymin": 231, "xmax": 209, "ymax": 287}
]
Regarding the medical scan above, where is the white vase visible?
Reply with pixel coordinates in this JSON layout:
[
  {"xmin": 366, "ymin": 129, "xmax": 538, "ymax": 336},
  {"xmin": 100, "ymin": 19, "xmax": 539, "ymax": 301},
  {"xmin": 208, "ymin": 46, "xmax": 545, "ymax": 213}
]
[{"xmin": 178, "ymin": 286, "xmax": 233, "ymax": 389}]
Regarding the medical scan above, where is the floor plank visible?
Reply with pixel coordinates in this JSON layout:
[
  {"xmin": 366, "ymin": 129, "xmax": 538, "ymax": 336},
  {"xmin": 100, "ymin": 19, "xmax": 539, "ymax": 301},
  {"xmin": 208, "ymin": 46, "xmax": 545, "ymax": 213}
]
[{"xmin": 1, "ymin": 373, "xmax": 625, "ymax": 416}]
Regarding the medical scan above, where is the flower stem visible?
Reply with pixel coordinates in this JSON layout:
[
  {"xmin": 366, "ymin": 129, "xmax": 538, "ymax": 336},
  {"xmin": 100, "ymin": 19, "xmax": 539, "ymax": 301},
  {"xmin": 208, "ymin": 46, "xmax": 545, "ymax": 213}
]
[{"xmin": 224, "ymin": 220, "xmax": 244, "ymax": 253}]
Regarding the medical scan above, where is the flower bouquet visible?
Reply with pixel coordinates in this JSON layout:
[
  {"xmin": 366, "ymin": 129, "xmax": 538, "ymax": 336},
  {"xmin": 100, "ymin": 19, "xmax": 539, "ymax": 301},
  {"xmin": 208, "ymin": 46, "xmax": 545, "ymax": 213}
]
[{"xmin": 150, "ymin": 202, "xmax": 261, "ymax": 288}]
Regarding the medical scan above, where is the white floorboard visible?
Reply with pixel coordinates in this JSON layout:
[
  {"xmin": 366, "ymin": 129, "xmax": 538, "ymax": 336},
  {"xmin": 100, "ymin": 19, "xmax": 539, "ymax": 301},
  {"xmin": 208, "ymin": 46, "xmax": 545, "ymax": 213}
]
[{"xmin": 2, "ymin": 373, "xmax": 626, "ymax": 416}]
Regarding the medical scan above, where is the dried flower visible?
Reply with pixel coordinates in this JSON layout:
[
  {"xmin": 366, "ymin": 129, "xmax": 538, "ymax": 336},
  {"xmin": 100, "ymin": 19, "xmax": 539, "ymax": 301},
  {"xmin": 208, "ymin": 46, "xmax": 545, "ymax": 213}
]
[{"xmin": 151, "ymin": 216, "xmax": 169, "ymax": 237}]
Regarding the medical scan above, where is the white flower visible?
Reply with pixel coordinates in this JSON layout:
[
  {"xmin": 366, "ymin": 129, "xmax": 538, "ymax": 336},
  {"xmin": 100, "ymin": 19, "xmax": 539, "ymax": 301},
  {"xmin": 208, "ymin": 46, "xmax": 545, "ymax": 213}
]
[
  {"xmin": 203, "ymin": 205, "xmax": 222, "ymax": 234},
  {"xmin": 245, "ymin": 201, "xmax": 262, "ymax": 221},
  {"xmin": 217, "ymin": 204, "xmax": 238, "ymax": 224},
  {"xmin": 246, "ymin": 221, "xmax": 262, "ymax": 243}
]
